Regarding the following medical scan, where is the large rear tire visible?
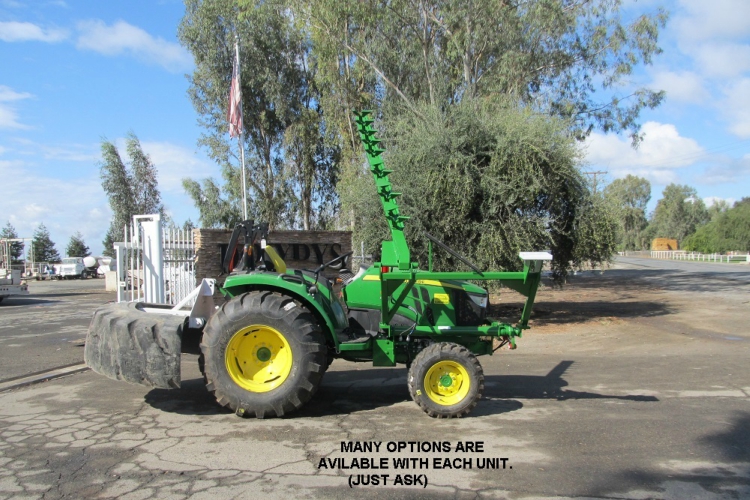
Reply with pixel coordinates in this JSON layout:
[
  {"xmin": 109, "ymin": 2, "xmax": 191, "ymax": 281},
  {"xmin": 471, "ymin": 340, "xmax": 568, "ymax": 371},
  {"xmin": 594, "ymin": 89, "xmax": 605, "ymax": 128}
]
[
  {"xmin": 407, "ymin": 342, "xmax": 484, "ymax": 418},
  {"xmin": 201, "ymin": 291, "xmax": 326, "ymax": 418}
]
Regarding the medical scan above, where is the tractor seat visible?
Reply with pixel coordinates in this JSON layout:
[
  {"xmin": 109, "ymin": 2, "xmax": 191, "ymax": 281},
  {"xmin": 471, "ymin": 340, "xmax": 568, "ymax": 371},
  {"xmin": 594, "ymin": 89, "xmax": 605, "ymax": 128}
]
[{"xmin": 263, "ymin": 245, "xmax": 287, "ymax": 273}]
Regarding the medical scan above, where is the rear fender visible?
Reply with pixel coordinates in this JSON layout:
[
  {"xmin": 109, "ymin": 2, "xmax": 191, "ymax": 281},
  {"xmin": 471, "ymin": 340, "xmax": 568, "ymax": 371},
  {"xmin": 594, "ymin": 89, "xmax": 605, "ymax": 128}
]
[{"xmin": 221, "ymin": 275, "xmax": 344, "ymax": 348}]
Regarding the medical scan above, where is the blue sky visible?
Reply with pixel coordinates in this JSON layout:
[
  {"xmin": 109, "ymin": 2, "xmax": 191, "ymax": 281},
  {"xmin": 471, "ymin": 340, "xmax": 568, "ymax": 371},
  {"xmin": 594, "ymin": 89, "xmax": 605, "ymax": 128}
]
[{"xmin": 1, "ymin": 0, "xmax": 749, "ymax": 257}]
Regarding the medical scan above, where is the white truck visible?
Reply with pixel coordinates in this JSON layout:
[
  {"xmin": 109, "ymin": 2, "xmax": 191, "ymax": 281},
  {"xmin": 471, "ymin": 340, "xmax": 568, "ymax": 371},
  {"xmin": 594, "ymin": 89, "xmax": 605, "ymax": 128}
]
[
  {"xmin": 0, "ymin": 268, "xmax": 28, "ymax": 303},
  {"xmin": 56, "ymin": 256, "xmax": 104, "ymax": 279},
  {"xmin": 57, "ymin": 257, "xmax": 88, "ymax": 279}
]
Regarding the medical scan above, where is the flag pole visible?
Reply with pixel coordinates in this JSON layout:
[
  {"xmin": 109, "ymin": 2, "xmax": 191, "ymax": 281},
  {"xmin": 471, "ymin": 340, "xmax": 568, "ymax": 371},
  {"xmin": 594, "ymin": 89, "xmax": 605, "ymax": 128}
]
[{"xmin": 235, "ymin": 36, "xmax": 248, "ymax": 221}]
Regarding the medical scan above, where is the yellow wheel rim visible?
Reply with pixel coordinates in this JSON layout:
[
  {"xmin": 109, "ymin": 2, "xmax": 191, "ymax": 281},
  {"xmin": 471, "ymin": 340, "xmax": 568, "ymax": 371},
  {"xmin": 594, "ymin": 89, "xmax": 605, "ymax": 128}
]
[
  {"xmin": 424, "ymin": 360, "xmax": 470, "ymax": 406},
  {"xmin": 225, "ymin": 324, "xmax": 292, "ymax": 393}
]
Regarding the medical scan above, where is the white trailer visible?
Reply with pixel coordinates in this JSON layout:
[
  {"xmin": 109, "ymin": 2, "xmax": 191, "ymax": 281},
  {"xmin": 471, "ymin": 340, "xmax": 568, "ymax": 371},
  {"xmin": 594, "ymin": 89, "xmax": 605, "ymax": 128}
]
[{"xmin": 0, "ymin": 268, "xmax": 28, "ymax": 303}]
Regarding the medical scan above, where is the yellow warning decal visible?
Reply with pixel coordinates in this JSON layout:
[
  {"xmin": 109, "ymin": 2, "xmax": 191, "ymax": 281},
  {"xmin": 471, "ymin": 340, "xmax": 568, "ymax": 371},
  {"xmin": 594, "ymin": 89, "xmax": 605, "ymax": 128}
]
[{"xmin": 432, "ymin": 293, "xmax": 450, "ymax": 305}]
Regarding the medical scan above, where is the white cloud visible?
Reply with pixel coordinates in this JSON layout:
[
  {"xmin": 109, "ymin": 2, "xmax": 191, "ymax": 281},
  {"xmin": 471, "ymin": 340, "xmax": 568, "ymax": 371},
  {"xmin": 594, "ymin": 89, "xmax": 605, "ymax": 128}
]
[
  {"xmin": 0, "ymin": 159, "xmax": 111, "ymax": 256},
  {"xmin": 75, "ymin": 20, "xmax": 192, "ymax": 72},
  {"xmin": 692, "ymin": 43, "xmax": 750, "ymax": 78},
  {"xmin": 720, "ymin": 78, "xmax": 750, "ymax": 138},
  {"xmin": 0, "ymin": 21, "xmax": 68, "ymax": 42},
  {"xmin": 675, "ymin": 0, "xmax": 750, "ymax": 43},
  {"xmin": 138, "ymin": 141, "xmax": 214, "ymax": 193},
  {"xmin": 703, "ymin": 196, "xmax": 736, "ymax": 207},
  {"xmin": 585, "ymin": 122, "xmax": 704, "ymax": 185},
  {"xmin": 0, "ymin": 86, "xmax": 32, "ymax": 102},
  {"xmin": 649, "ymin": 70, "xmax": 709, "ymax": 103},
  {"xmin": 699, "ymin": 154, "xmax": 750, "ymax": 184},
  {"xmin": 0, "ymin": 85, "xmax": 32, "ymax": 129},
  {"xmin": 41, "ymin": 144, "xmax": 99, "ymax": 162}
]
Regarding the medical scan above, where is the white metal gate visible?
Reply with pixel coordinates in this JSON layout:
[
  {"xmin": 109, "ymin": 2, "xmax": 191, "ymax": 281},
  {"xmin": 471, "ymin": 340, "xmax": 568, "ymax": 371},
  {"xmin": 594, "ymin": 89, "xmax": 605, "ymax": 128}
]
[{"xmin": 114, "ymin": 215, "xmax": 196, "ymax": 305}]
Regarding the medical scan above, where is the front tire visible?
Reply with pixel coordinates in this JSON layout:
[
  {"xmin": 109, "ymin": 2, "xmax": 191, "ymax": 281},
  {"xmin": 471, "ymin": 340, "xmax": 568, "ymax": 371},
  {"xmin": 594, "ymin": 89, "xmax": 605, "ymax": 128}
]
[
  {"xmin": 201, "ymin": 291, "xmax": 327, "ymax": 418},
  {"xmin": 407, "ymin": 342, "xmax": 484, "ymax": 418}
]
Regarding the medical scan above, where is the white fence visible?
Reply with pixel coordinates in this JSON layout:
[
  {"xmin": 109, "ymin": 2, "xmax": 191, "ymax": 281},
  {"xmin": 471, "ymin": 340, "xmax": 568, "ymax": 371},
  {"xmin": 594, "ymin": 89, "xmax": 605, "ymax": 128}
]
[
  {"xmin": 114, "ymin": 215, "xmax": 196, "ymax": 305},
  {"xmin": 651, "ymin": 250, "xmax": 750, "ymax": 264}
]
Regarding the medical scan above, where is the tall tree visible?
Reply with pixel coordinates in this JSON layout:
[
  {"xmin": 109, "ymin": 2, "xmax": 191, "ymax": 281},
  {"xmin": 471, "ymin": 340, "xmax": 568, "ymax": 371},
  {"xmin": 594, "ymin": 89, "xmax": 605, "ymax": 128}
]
[
  {"xmin": 299, "ymin": 0, "xmax": 668, "ymax": 153},
  {"xmin": 297, "ymin": 0, "xmax": 665, "ymax": 271},
  {"xmin": 603, "ymin": 175, "xmax": 651, "ymax": 250},
  {"xmin": 0, "ymin": 221, "xmax": 24, "ymax": 265},
  {"xmin": 32, "ymin": 223, "xmax": 60, "ymax": 263},
  {"xmin": 179, "ymin": 0, "xmax": 339, "ymax": 229},
  {"xmin": 100, "ymin": 134, "xmax": 166, "ymax": 256},
  {"xmin": 127, "ymin": 133, "xmax": 165, "ymax": 216},
  {"xmin": 182, "ymin": 177, "xmax": 238, "ymax": 229},
  {"xmin": 646, "ymin": 184, "xmax": 710, "ymax": 245},
  {"xmin": 66, "ymin": 232, "xmax": 90, "ymax": 258}
]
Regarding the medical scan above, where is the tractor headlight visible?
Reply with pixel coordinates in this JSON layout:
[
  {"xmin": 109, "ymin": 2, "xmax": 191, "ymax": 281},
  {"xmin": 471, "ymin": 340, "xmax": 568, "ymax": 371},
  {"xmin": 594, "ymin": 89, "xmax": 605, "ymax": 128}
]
[{"xmin": 468, "ymin": 293, "xmax": 488, "ymax": 308}]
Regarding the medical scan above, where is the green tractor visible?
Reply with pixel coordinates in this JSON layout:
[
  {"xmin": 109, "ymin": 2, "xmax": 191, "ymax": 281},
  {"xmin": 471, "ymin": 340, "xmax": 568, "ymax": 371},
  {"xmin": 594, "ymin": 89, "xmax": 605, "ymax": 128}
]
[{"xmin": 85, "ymin": 110, "xmax": 550, "ymax": 418}]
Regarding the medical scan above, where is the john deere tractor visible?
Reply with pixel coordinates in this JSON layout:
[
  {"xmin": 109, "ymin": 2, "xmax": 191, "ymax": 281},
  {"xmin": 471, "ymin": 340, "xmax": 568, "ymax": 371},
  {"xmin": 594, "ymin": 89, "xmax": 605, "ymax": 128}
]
[{"xmin": 85, "ymin": 110, "xmax": 551, "ymax": 418}]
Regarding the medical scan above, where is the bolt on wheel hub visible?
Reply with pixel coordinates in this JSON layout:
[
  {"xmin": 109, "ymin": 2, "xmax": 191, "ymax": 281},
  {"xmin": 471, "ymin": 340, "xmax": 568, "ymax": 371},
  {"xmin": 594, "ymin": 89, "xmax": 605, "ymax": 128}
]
[
  {"xmin": 424, "ymin": 360, "xmax": 471, "ymax": 406},
  {"xmin": 225, "ymin": 325, "xmax": 292, "ymax": 393}
]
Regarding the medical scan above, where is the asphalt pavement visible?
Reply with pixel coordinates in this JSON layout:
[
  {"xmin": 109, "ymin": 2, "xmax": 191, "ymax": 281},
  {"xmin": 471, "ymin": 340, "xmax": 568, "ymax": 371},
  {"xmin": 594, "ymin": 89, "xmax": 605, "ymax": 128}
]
[{"xmin": 0, "ymin": 257, "xmax": 748, "ymax": 499}]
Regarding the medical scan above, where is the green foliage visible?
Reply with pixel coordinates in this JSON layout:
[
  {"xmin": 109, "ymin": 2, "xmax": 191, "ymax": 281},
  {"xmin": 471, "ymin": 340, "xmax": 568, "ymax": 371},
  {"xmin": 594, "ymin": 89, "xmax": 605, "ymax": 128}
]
[
  {"xmin": 100, "ymin": 133, "xmax": 166, "ymax": 256},
  {"xmin": 348, "ymin": 99, "xmax": 616, "ymax": 281},
  {"xmin": 300, "ymin": 0, "xmax": 667, "ymax": 148},
  {"xmin": 66, "ymin": 232, "xmax": 90, "ymax": 258},
  {"xmin": 179, "ymin": 0, "xmax": 339, "ymax": 229},
  {"xmin": 603, "ymin": 175, "xmax": 651, "ymax": 250},
  {"xmin": 707, "ymin": 199, "xmax": 730, "ymax": 221},
  {"xmin": 182, "ymin": 177, "xmax": 239, "ymax": 229},
  {"xmin": 682, "ymin": 198, "xmax": 750, "ymax": 253},
  {"xmin": 646, "ymin": 184, "xmax": 709, "ymax": 246},
  {"xmin": 32, "ymin": 223, "xmax": 60, "ymax": 263},
  {"xmin": 0, "ymin": 221, "xmax": 24, "ymax": 264}
]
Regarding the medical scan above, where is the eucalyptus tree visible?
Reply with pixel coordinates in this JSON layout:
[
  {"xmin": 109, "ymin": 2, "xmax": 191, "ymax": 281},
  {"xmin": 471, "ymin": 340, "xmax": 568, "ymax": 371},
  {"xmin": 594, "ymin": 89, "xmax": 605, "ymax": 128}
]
[
  {"xmin": 646, "ymin": 184, "xmax": 710, "ymax": 245},
  {"xmin": 100, "ymin": 133, "xmax": 166, "ymax": 256},
  {"xmin": 180, "ymin": 0, "xmax": 339, "ymax": 230},
  {"xmin": 603, "ymin": 175, "xmax": 651, "ymax": 250},
  {"xmin": 298, "ymin": 0, "xmax": 668, "ymax": 150}
]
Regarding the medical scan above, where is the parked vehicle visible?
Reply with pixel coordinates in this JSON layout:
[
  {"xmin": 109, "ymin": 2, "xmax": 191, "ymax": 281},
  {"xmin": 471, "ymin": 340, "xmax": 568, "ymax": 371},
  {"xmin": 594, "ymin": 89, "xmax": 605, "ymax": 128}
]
[
  {"xmin": 0, "ymin": 268, "xmax": 28, "ymax": 303},
  {"xmin": 58, "ymin": 257, "xmax": 88, "ymax": 279},
  {"xmin": 85, "ymin": 110, "xmax": 551, "ymax": 419}
]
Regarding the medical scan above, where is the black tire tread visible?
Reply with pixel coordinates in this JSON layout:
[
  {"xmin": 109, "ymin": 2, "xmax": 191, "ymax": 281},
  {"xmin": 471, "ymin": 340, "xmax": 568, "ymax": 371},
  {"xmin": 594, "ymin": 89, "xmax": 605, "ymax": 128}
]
[
  {"xmin": 84, "ymin": 302, "xmax": 184, "ymax": 388},
  {"xmin": 200, "ymin": 291, "xmax": 326, "ymax": 418}
]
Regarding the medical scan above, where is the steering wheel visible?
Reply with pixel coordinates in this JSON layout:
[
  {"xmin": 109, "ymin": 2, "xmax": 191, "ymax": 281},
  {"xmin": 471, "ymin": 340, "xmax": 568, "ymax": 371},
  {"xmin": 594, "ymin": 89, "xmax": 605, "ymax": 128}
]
[{"xmin": 312, "ymin": 251, "xmax": 353, "ymax": 274}]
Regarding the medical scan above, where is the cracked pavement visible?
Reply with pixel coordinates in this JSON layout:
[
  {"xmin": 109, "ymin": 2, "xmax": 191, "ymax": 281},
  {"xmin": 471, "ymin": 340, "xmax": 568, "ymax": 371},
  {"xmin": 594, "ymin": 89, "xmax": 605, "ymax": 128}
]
[{"xmin": 0, "ymin": 258, "xmax": 749, "ymax": 499}]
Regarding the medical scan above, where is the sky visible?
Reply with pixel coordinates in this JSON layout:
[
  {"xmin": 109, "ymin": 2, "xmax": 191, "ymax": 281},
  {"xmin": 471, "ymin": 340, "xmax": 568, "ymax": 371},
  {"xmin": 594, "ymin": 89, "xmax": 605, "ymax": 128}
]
[{"xmin": 1, "ymin": 0, "xmax": 749, "ymax": 257}]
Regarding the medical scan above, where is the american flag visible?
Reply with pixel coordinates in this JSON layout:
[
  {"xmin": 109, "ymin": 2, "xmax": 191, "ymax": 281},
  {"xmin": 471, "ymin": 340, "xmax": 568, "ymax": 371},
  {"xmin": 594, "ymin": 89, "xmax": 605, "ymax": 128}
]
[{"xmin": 227, "ymin": 42, "xmax": 243, "ymax": 138}]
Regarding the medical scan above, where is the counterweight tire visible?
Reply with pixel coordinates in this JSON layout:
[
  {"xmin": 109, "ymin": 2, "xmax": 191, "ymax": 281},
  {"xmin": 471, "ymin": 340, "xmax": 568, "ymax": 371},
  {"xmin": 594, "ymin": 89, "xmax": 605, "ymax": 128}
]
[
  {"xmin": 407, "ymin": 342, "xmax": 484, "ymax": 418},
  {"xmin": 200, "ymin": 291, "xmax": 327, "ymax": 418}
]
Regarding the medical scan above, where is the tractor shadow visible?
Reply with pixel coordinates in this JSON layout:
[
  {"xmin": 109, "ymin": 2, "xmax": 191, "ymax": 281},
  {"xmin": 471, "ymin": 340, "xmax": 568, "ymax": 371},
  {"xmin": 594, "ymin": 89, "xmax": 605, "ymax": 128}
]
[
  {"xmin": 144, "ymin": 360, "xmax": 656, "ymax": 418},
  {"xmin": 477, "ymin": 360, "xmax": 658, "ymax": 414}
]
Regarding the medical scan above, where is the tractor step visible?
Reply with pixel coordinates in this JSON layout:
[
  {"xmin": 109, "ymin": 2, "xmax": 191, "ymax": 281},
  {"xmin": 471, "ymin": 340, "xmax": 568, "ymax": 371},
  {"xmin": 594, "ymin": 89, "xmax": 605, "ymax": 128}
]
[{"xmin": 337, "ymin": 330, "xmax": 373, "ymax": 345}]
